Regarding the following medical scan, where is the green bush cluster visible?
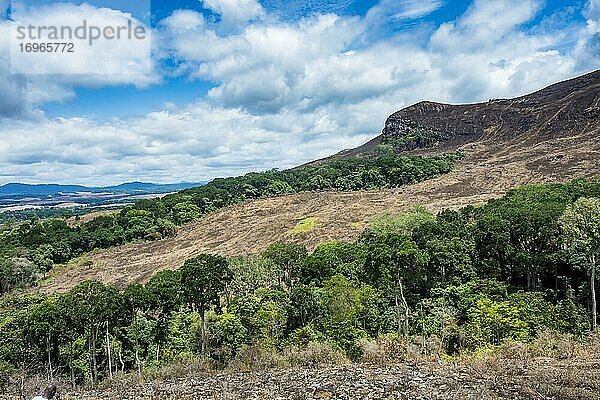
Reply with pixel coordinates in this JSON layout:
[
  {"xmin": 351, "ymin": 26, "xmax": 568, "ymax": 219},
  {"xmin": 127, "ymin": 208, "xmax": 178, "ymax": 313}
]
[{"xmin": 380, "ymin": 128, "xmax": 441, "ymax": 152}]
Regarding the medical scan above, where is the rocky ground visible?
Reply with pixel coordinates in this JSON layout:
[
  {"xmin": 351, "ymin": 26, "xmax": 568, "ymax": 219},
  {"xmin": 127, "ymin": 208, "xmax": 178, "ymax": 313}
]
[{"xmin": 10, "ymin": 356, "xmax": 598, "ymax": 400}]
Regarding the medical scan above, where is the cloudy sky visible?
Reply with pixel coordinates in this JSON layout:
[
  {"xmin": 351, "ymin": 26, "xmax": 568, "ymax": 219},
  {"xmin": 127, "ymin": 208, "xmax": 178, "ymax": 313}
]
[{"xmin": 0, "ymin": 0, "xmax": 598, "ymax": 185}]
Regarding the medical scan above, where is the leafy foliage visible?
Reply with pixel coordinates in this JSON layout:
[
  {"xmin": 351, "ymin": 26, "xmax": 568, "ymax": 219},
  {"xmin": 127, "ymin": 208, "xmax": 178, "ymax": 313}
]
[
  {"xmin": 380, "ymin": 128, "xmax": 442, "ymax": 152},
  {"xmin": 2, "ymin": 178, "xmax": 600, "ymax": 385}
]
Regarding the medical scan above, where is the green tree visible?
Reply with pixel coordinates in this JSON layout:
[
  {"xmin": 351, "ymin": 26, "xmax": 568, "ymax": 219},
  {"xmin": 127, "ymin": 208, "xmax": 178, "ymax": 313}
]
[
  {"xmin": 263, "ymin": 243, "xmax": 308, "ymax": 286},
  {"xmin": 228, "ymin": 255, "xmax": 278, "ymax": 296},
  {"xmin": 67, "ymin": 281, "xmax": 123, "ymax": 383},
  {"xmin": 172, "ymin": 202, "xmax": 201, "ymax": 224},
  {"xmin": 364, "ymin": 234, "xmax": 428, "ymax": 342},
  {"xmin": 560, "ymin": 197, "xmax": 600, "ymax": 330},
  {"xmin": 180, "ymin": 254, "xmax": 232, "ymax": 352},
  {"xmin": 145, "ymin": 270, "xmax": 182, "ymax": 362},
  {"xmin": 123, "ymin": 283, "xmax": 152, "ymax": 376},
  {"xmin": 361, "ymin": 207, "xmax": 434, "ymax": 244}
]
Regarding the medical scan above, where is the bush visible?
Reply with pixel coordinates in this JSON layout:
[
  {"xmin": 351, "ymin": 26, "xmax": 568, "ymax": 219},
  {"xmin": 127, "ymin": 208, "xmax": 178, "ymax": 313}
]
[
  {"xmin": 358, "ymin": 334, "xmax": 407, "ymax": 364},
  {"xmin": 280, "ymin": 342, "xmax": 348, "ymax": 368}
]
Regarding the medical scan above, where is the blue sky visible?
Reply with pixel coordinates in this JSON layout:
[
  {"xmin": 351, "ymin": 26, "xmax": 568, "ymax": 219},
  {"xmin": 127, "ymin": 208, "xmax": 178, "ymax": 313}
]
[{"xmin": 0, "ymin": 0, "xmax": 598, "ymax": 185}]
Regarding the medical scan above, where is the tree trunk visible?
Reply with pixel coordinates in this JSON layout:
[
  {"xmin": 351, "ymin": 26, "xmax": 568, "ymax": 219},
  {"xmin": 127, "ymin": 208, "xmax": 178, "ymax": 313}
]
[
  {"xmin": 134, "ymin": 311, "xmax": 142, "ymax": 378},
  {"xmin": 398, "ymin": 279, "xmax": 410, "ymax": 345},
  {"xmin": 46, "ymin": 333, "xmax": 53, "ymax": 382},
  {"xmin": 200, "ymin": 306, "xmax": 206, "ymax": 353},
  {"xmin": 69, "ymin": 342, "xmax": 75, "ymax": 388},
  {"xmin": 591, "ymin": 255, "xmax": 597, "ymax": 331},
  {"xmin": 421, "ymin": 303, "xmax": 426, "ymax": 353},
  {"xmin": 106, "ymin": 323, "xmax": 113, "ymax": 380},
  {"xmin": 394, "ymin": 292, "xmax": 402, "ymax": 337},
  {"xmin": 135, "ymin": 348, "xmax": 142, "ymax": 378},
  {"xmin": 91, "ymin": 327, "xmax": 98, "ymax": 385},
  {"xmin": 119, "ymin": 347, "xmax": 125, "ymax": 373}
]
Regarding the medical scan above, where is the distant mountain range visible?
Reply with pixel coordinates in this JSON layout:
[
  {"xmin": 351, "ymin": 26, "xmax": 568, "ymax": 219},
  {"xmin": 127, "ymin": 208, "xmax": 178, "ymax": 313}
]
[{"xmin": 0, "ymin": 181, "xmax": 203, "ymax": 198}]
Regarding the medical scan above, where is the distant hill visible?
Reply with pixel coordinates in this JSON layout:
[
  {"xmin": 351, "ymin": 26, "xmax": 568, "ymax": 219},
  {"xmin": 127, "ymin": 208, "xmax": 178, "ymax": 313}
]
[{"xmin": 0, "ymin": 181, "xmax": 203, "ymax": 198}]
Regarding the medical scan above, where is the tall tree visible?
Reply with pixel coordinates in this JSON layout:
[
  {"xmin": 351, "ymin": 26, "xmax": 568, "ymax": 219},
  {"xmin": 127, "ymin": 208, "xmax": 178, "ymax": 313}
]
[
  {"xmin": 364, "ymin": 234, "xmax": 428, "ymax": 342},
  {"xmin": 263, "ymin": 243, "xmax": 307, "ymax": 286},
  {"xmin": 560, "ymin": 197, "xmax": 600, "ymax": 331},
  {"xmin": 146, "ymin": 269, "xmax": 182, "ymax": 362},
  {"xmin": 180, "ymin": 254, "xmax": 232, "ymax": 352},
  {"xmin": 68, "ymin": 281, "xmax": 122, "ymax": 384}
]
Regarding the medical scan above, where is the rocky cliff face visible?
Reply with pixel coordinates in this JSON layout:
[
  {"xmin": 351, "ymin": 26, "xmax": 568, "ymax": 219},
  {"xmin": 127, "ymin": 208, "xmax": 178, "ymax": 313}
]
[
  {"xmin": 381, "ymin": 69, "xmax": 600, "ymax": 150},
  {"xmin": 321, "ymin": 69, "xmax": 600, "ymax": 162}
]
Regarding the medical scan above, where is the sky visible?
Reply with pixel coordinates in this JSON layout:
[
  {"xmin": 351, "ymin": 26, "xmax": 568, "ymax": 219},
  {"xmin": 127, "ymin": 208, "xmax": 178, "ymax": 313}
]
[{"xmin": 0, "ymin": 0, "xmax": 598, "ymax": 185}]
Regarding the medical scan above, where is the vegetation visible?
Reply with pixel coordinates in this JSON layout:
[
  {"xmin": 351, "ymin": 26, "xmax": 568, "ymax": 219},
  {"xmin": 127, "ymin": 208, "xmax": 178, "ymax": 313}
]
[
  {"xmin": 289, "ymin": 217, "xmax": 318, "ymax": 234},
  {"xmin": 0, "ymin": 153, "xmax": 456, "ymax": 294},
  {"xmin": 380, "ymin": 128, "xmax": 442, "ymax": 152},
  {"xmin": 1, "ymin": 177, "xmax": 600, "ymax": 388}
]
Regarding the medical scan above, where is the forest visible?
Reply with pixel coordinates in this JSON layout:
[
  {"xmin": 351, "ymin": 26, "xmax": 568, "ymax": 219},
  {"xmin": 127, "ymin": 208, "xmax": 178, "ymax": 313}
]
[{"xmin": 0, "ymin": 177, "xmax": 599, "ymax": 388}]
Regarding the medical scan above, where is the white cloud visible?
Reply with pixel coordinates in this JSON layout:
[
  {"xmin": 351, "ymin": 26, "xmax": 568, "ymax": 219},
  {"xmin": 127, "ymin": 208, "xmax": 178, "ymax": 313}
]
[
  {"xmin": 572, "ymin": 0, "xmax": 600, "ymax": 72},
  {"xmin": 162, "ymin": 9, "xmax": 206, "ymax": 31},
  {"xmin": 202, "ymin": 0, "xmax": 263, "ymax": 27},
  {"xmin": 587, "ymin": 0, "xmax": 600, "ymax": 20},
  {"xmin": 0, "ymin": 0, "xmax": 598, "ymax": 184},
  {"xmin": 366, "ymin": 0, "xmax": 445, "ymax": 23},
  {"xmin": 0, "ymin": 2, "xmax": 160, "ymax": 118},
  {"xmin": 0, "ymin": 102, "xmax": 372, "ymax": 185},
  {"xmin": 8, "ymin": 3, "xmax": 155, "ymax": 82}
]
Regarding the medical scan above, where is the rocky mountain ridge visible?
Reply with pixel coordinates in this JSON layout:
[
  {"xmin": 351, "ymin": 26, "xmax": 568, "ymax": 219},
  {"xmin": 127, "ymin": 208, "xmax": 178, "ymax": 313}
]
[{"xmin": 327, "ymin": 69, "xmax": 600, "ymax": 160}]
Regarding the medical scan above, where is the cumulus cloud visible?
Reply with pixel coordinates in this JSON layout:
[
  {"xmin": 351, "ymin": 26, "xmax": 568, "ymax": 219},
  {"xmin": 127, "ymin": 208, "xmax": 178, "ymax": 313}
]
[
  {"xmin": 203, "ymin": 0, "xmax": 263, "ymax": 28},
  {"xmin": 166, "ymin": 0, "xmax": 581, "ymax": 113},
  {"xmin": 572, "ymin": 0, "xmax": 600, "ymax": 72},
  {"xmin": 0, "ymin": 103, "xmax": 372, "ymax": 185},
  {"xmin": 0, "ymin": 1, "xmax": 159, "ymax": 118},
  {"xmin": 8, "ymin": 2, "xmax": 156, "ymax": 82}
]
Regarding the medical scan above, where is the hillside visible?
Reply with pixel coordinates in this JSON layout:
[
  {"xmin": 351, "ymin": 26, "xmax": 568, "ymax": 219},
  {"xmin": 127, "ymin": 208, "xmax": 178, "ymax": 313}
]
[{"xmin": 40, "ymin": 70, "xmax": 600, "ymax": 292}]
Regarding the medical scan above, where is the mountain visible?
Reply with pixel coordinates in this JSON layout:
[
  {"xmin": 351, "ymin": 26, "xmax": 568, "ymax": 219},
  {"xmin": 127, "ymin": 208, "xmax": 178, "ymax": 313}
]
[
  {"xmin": 0, "ymin": 181, "xmax": 203, "ymax": 198},
  {"xmin": 41, "ymin": 70, "xmax": 600, "ymax": 292},
  {"xmin": 101, "ymin": 182, "xmax": 204, "ymax": 194},
  {"xmin": 0, "ymin": 183, "xmax": 89, "ymax": 197},
  {"xmin": 322, "ymin": 69, "xmax": 600, "ymax": 160}
]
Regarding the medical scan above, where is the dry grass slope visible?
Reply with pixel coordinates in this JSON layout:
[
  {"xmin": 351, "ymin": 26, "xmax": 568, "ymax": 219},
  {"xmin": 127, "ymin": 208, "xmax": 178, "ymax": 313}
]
[{"xmin": 39, "ymin": 128, "xmax": 600, "ymax": 293}]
